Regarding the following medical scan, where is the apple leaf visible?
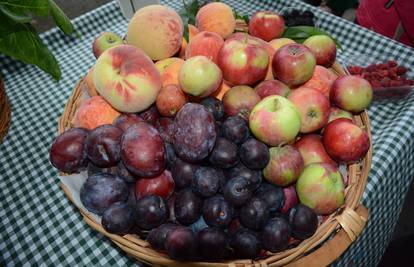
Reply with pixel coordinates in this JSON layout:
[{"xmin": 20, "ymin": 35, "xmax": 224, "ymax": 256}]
[
  {"xmin": 48, "ymin": 0, "xmax": 74, "ymax": 35},
  {"xmin": 0, "ymin": 0, "xmax": 50, "ymax": 17},
  {"xmin": 282, "ymin": 26, "xmax": 342, "ymax": 50},
  {"xmin": 179, "ymin": 0, "xmax": 200, "ymax": 42}
]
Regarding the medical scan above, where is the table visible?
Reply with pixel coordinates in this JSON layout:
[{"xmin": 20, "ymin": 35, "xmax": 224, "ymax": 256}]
[{"xmin": 1, "ymin": 0, "xmax": 414, "ymax": 266}]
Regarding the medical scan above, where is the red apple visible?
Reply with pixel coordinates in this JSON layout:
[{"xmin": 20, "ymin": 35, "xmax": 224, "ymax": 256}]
[
  {"xmin": 281, "ymin": 185, "xmax": 299, "ymax": 214},
  {"xmin": 322, "ymin": 118, "xmax": 370, "ymax": 163},
  {"xmin": 328, "ymin": 107, "xmax": 354, "ymax": 123},
  {"xmin": 254, "ymin": 79, "xmax": 290, "ymax": 99},
  {"xmin": 217, "ymin": 37, "xmax": 269, "ymax": 85},
  {"xmin": 248, "ymin": 11, "xmax": 285, "ymax": 42},
  {"xmin": 135, "ymin": 170, "xmax": 175, "ymax": 199},
  {"xmin": 272, "ymin": 44, "xmax": 316, "ymax": 87},
  {"xmin": 92, "ymin": 32, "xmax": 123, "ymax": 59},
  {"xmin": 288, "ymin": 88, "xmax": 330, "ymax": 133},
  {"xmin": 303, "ymin": 35, "xmax": 336, "ymax": 67},
  {"xmin": 294, "ymin": 134, "xmax": 336, "ymax": 166},
  {"xmin": 330, "ymin": 75, "xmax": 373, "ymax": 113},
  {"xmin": 222, "ymin": 85, "xmax": 261, "ymax": 120}
]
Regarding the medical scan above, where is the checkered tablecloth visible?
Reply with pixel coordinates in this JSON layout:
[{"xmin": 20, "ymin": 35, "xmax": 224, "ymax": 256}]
[{"xmin": 1, "ymin": 0, "xmax": 414, "ymax": 266}]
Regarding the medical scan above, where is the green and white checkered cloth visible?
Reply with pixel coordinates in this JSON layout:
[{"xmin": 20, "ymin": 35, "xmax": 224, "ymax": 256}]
[{"xmin": 1, "ymin": 0, "xmax": 414, "ymax": 266}]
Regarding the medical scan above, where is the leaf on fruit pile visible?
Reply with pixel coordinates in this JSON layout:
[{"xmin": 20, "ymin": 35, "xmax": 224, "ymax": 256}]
[
  {"xmin": 0, "ymin": 5, "xmax": 31, "ymax": 23},
  {"xmin": 179, "ymin": 0, "xmax": 200, "ymax": 42},
  {"xmin": 283, "ymin": 26, "xmax": 342, "ymax": 49},
  {"xmin": 48, "ymin": 0, "xmax": 74, "ymax": 35},
  {"xmin": 0, "ymin": 0, "xmax": 50, "ymax": 17},
  {"xmin": 233, "ymin": 9, "xmax": 249, "ymax": 24}
]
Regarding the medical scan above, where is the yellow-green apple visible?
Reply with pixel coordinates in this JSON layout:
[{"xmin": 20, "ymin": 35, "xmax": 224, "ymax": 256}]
[
  {"xmin": 155, "ymin": 57, "xmax": 181, "ymax": 75},
  {"xmin": 272, "ymin": 44, "xmax": 316, "ymax": 87},
  {"xmin": 254, "ymin": 79, "xmax": 290, "ymax": 99},
  {"xmin": 296, "ymin": 162, "xmax": 345, "ymax": 215},
  {"xmin": 288, "ymin": 88, "xmax": 330, "ymax": 133},
  {"xmin": 217, "ymin": 37, "xmax": 269, "ymax": 85},
  {"xmin": 179, "ymin": 55, "xmax": 222, "ymax": 97},
  {"xmin": 156, "ymin": 84, "xmax": 188, "ymax": 117},
  {"xmin": 222, "ymin": 85, "xmax": 261, "ymax": 120},
  {"xmin": 249, "ymin": 95, "xmax": 301, "ymax": 146},
  {"xmin": 322, "ymin": 118, "xmax": 370, "ymax": 163},
  {"xmin": 293, "ymin": 134, "xmax": 336, "ymax": 166},
  {"xmin": 263, "ymin": 145, "xmax": 304, "ymax": 186},
  {"xmin": 92, "ymin": 32, "xmax": 123, "ymax": 59},
  {"xmin": 248, "ymin": 11, "xmax": 285, "ymax": 41},
  {"xmin": 127, "ymin": 5, "xmax": 183, "ymax": 60},
  {"xmin": 328, "ymin": 107, "xmax": 354, "ymax": 123},
  {"xmin": 269, "ymin": 38, "xmax": 295, "ymax": 52},
  {"xmin": 330, "ymin": 75, "xmax": 373, "ymax": 113},
  {"xmin": 303, "ymin": 35, "xmax": 336, "ymax": 67},
  {"xmin": 185, "ymin": 31, "xmax": 224, "ymax": 64},
  {"xmin": 93, "ymin": 45, "xmax": 162, "ymax": 113}
]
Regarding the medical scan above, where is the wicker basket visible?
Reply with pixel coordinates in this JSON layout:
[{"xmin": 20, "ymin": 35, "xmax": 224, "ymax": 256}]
[
  {"xmin": 0, "ymin": 78, "xmax": 11, "ymax": 143},
  {"xmin": 58, "ymin": 61, "xmax": 371, "ymax": 266}
]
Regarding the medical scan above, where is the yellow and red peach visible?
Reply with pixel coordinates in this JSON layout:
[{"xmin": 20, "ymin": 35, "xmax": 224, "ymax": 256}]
[
  {"xmin": 179, "ymin": 55, "xmax": 222, "ymax": 97},
  {"xmin": 248, "ymin": 11, "xmax": 285, "ymax": 41},
  {"xmin": 178, "ymin": 24, "xmax": 200, "ymax": 58},
  {"xmin": 127, "ymin": 5, "xmax": 183, "ymax": 60},
  {"xmin": 72, "ymin": 96, "xmax": 120, "ymax": 130},
  {"xmin": 161, "ymin": 58, "xmax": 185, "ymax": 87},
  {"xmin": 155, "ymin": 57, "xmax": 181, "ymax": 76},
  {"xmin": 85, "ymin": 67, "xmax": 99, "ymax": 97},
  {"xmin": 185, "ymin": 31, "xmax": 224, "ymax": 64},
  {"xmin": 297, "ymin": 65, "xmax": 337, "ymax": 97},
  {"xmin": 156, "ymin": 84, "xmax": 188, "ymax": 117},
  {"xmin": 222, "ymin": 85, "xmax": 261, "ymax": 120},
  {"xmin": 269, "ymin": 38, "xmax": 295, "ymax": 53},
  {"xmin": 93, "ymin": 45, "xmax": 162, "ymax": 113},
  {"xmin": 196, "ymin": 2, "xmax": 236, "ymax": 39},
  {"xmin": 211, "ymin": 80, "xmax": 231, "ymax": 100}
]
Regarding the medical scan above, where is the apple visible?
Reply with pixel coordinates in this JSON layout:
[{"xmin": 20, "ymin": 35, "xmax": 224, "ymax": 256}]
[
  {"xmin": 179, "ymin": 55, "xmax": 222, "ymax": 97},
  {"xmin": 269, "ymin": 38, "xmax": 295, "ymax": 52},
  {"xmin": 328, "ymin": 107, "xmax": 354, "ymax": 123},
  {"xmin": 222, "ymin": 85, "xmax": 261, "ymax": 120},
  {"xmin": 217, "ymin": 37, "xmax": 269, "ymax": 85},
  {"xmin": 288, "ymin": 88, "xmax": 330, "ymax": 133},
  {"xmin": 249, "ymin": 95, "xmax": 301, "ymax": 146},
  {"xmin": 322, "ymin": 118, "xmax": 370, "ymax": 163},
  {"xmin": 294, "ymin": 134, "xmax": 336, "ymax": 166},
  {"xmin": 254, "ymin": 79, "xmax": 290, "ymax": 99},
  {"xmin": 330, "ymin": 75, "xmax": 373, "ymax": 113},
  {"xmin": 272, "ymin": 43, "xmax": 316, "ymax": 87},
  {"xmin": 281, "ymin": 185, "xmax": 299, "ymax": 214},
  {"xmin": 135, "ymin": 170, "xmax": 175, "ymax": 199},
  {"xmin": 296, "ymin": 162, "xmax": 345, "ymax": 215},
  {"xmin": 248, "ymin": 11, "xmax": 285, "ymax": 41},
  {"xmin": 93, "ymin": 45, "xmax": 162, "ymax": 113},
  {"xmin": 92, "ymin": 32, "xmax": 123, "ymax": 59},
  {"xmin": 303, "ymin": 35, "xmax": 336, "ymax": 67},
  {"xmin": 263, "ymin": 145, "xmax": 304, "ymax": 187}
]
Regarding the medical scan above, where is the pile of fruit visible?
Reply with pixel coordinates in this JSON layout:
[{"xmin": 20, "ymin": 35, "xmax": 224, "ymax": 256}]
[{"xmin": 50, "ymin": 2, "xmax": 372, "ymax": 262}]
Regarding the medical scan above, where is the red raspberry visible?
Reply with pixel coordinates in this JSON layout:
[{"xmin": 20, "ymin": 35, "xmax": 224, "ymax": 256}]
[
  {"xmin": 408, "ymin": 80, "xmax": 414, "ymax": 86},
  {"xmin": 347, "ymin": 66, "xmax": 363, "ymax": 75},
  {"xmin": 370, "ymin": 80, "xmax": 381, "ymax": 88},
  {"xmin": 380, "ymin": 77, "xmax": 391, "ymax": 87},
  {"xmin": 365, "ymin": 64, "xmax": 376, "ymax": 72},
  {"xmin": 379, "ymin": 63, "xmax": 388, "ymax": 70},
  {"xmin": 390, "ymin": 80, "xmax": 404, "ymax": 87},
  {"xmin": 396, "ymin": 66, "xmax": 407, "ymax": 75},
  {"xmin": 362, "ymin": 72, "xmax": 371, "ymax": 80},
  {"xmin": 387, "ymin": 60, "xmax": 398, "ymax": 67},
  {"xmin": 379, "ymin": 70, "xmax": 389, "ymax": 77},
  {"xmin": 371, "ymin": 72, "xmax": 382, "ymax": 80}
]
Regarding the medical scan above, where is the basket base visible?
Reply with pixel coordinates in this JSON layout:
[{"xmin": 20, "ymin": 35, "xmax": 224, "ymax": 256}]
[{"xmin": 0, "ymin": 78, "xmax": 11, "ymax": 143}]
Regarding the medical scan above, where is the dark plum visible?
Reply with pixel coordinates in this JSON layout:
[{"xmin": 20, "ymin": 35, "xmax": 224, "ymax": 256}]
[
  {"xmin": 209, "ymin": 137, "xmax": 239, "ymax": 169},
  {"xmin": 261, "ymin": 217, "xmax": 291, "ymax": 252},
  {"xmin": 135, "ymin": 170, "xmax": 175, "ymax": 199},
  {"xmin": 165, "ymin": 142, "xmax": 177, "ymax": 169},
  {"xmin": 239, "ymin": 197, "xmax": 269, "ymax": 230},
  {"xmin": 135, "ymin": 195, "xmax": 168, "ymax": 230},
  {"xmin": 256, "ymin": 183, "xmax": 285, "ymax": 215},
  {"xmin": 288, "ymin": 204, "xmax": 318, "ymax": 240},
  {"xmin": 49, "ymin": 128, "xmax": 89, "ymax": 173},
  {"xmin": 189, "ymin": 216, "xmax": 209, "ymax": 234},
  {"xmin": 174, "ymin": 188, "xmax": 203, "ymax": 225},
  {"xmin": 230, "ymin": 228, "xmax": 261, "ymax": 259},
  {"xmin": 80, "ymin": 173, "xmax": 129, "ymax": 215},
  {"xmin": 87, "ymin": 162, "xmax": 116, "ymax": 177},
  {"xmin": 116, "ymin": 161, "xmax": 137, "ymax": 183},
  {"xmin": 198, "ymin": 227, "xmax": 229, "ymax": 260},
  {"xmin": 227, "ymin": 162, "xmax": 262, "ymax": 191},
  {"xmin": 200, "ymin": 96, "xmax": 224, "ymax": 121},
  {"xmin": 223, "ymin": 177, "xmax": 252, "ymax": 207},
  {"xmin": 147, "ymin": 223, "xmax": 179, "ymax": 250},
  {"xmin": 220, "ymin": 116, "xmax": 249, "ymax": 145},
  {"xmin": 239, "ymin": 138, "xmax": 269, "ymax": 170},
  {"xmin": 203, "ymin": 195, "xmax": 234, "ymax": 228},
  {"xmin": 173, "ymin": 103, "xmax": 216, "ymax": 162},
  {"xmin": 139, "ymin": 105, "xmax": 159, "ymax": 125},
  {"xmin": 121, "ymin": 122, "xmax": 166, "ymax": 178},
  {"xmin": 227, "ymin": 218, "xmax": 243, "ymax": 236},
  {"xmin": 167, "ymin": 192, "xmax": 177, "ymax": 222},
  {"xmin": 171, "ymin": 159, "xmax": 198, "ymax": 189},
  {"xmin": 101, "ymin": 202, "xmax": 135, "ymax": 234},
  {"xmin": 192, "ymin": 167, "xmax": 220, "ymax": 197},
  {"xmin": 113, "ymin": 113, "xmax": 143, "ymax": 131},
  {"xmin": 165, "ymin": 226, "xmax": 198, "ymax": 260},
  {"xmin": 154, "ymin": 117, "xmax": 175, "ymax": 143}
]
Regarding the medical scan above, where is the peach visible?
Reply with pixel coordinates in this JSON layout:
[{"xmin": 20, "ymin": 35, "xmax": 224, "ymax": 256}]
[
  {"xmin": 93, "ymin": 45, "xmax": 162, "ymax": 113},
  {"xmin": 196, "ymin": 2, "xmax": 236, "ymax": 38},
  {"xmin": 298, "ymin": 65, "xmax": 337, "ymax": 97},
  {"xmin": 269, "ymin": 38, "xmax": 295, "ymax": 52},
  {"xmin": 178, "ymin": 24, "xmax": 200, "ymax": 58},
  {"xmin": 156, "ymin": 84, "xmax": 188, "ymax": 117},
  {"xmin": 211, "ymin": 80, "xmax": 231, "ymax": 100},
  {"xmin": 127, "ymin": 5, "xmax": 183, "ymax": 60},
  {"xmin": 72, "ymin": 96, "xmax": 120, "ymax": 130},
  {"xmin": 185, "ymin": 31, "xmax": 224, "ymax": 64},
  {"xmin": 161, "ymin": 59, "xmax": 185, "ymax": 87},
  {"xmin": 155, "ymin": 57, "xmax": 181, "ymax": 76},
  {"xmin": 85, "ymin": 67, "xmax": 98, "ymax": 97}
]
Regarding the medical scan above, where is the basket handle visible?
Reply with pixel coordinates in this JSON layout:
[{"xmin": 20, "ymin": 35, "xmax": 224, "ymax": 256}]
[{"xmin": 286, "ymin": 204, "xmax": 369, "ymax": 267}]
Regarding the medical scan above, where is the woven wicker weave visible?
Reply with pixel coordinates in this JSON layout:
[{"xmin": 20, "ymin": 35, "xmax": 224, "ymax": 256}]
[{"xmin": 0, "ymin": 78, "xmax": 11, "ymax": 143}]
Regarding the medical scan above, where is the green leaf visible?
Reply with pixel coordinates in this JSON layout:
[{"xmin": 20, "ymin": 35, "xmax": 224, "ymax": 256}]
[
  {"xmin": 0, "ymin": 4, "xmax": 31, "ymax": 23},
  {"xmin": 0, "ymin": 20, "xmax": 61, "ymax": 80},
  {"xmin": 233, "ymin": 9, "xmax": 249, "ymax": 23},
  {"xmin": 47, "ymin": 0, "xmax": 73, "ymax": 35},
  {"xmin": 282, "ymin": 26, "xmax": 342, "ymax": 49},
  {"xmin": 179, "ymin": 0, "xmax": 200, "ymax": 42},
  {"xmin": 0, "ymin": 0, "xmax": 50, "ymax": 17}
]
